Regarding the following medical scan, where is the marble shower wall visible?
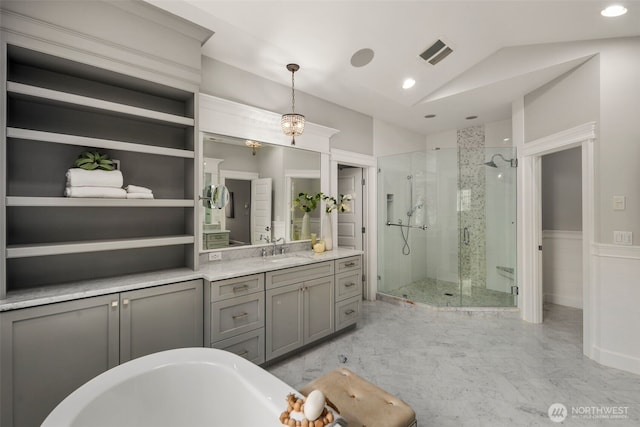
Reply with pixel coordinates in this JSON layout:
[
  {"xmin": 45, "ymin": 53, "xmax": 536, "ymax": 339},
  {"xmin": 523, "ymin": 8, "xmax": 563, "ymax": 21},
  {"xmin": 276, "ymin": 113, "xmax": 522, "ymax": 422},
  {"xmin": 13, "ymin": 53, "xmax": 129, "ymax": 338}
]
[{"xmin": 457, "ymin": 125, "xmax": 486, "ymax": 289}]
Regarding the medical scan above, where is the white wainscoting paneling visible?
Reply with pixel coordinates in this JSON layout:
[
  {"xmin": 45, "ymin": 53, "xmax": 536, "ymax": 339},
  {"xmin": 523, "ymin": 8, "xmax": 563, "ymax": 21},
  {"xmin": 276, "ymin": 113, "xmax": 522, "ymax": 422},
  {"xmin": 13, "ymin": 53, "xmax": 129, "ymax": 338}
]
[
  {"xmin": 542, "ymin": 230, "xmax": 583, "ymax": 308},
  {"xmin": 591, "ymin": 243, "xmax": 640, "ymax": 375}
]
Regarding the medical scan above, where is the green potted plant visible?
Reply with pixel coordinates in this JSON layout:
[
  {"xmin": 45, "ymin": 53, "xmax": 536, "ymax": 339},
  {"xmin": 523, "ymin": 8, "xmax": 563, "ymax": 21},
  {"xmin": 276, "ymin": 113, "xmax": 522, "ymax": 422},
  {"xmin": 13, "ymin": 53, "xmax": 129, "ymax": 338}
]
[
  {"xmin": 320, "ymin": 194, "xmax": 353, "ymax": 250},
  {"xmin": 74, "ymin": 151, "xmax": 115, "ymax": 171}
]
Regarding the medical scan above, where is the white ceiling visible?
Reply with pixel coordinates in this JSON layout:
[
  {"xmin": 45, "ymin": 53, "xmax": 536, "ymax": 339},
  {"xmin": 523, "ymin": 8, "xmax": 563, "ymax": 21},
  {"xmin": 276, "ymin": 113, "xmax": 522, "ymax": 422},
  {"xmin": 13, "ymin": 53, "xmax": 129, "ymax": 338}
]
[{"xmin": 147, "ymin": 0, "xmax": 640, "ymax": 136}]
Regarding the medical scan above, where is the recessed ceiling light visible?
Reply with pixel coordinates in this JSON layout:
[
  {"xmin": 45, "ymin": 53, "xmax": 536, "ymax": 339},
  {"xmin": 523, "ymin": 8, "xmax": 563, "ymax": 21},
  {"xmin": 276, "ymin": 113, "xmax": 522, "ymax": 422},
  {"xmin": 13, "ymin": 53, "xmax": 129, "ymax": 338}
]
[
  {"xmin": 402, "ymin": 78, "xmax": 416, "ymax": 89},
  {"xmin": 503, "ymin": 137, "xmax": 511, "ymax": 142},
  {"xmin": 465, "ymin": 115, "xmax": 478, "ymax": 120},
  {"xmin": 601, "ymin": 5, "xmax": 627, "ymax": 17},
  {"xmin": 424, "ymin": 114, "xmax": 436, "ymax": 119}
]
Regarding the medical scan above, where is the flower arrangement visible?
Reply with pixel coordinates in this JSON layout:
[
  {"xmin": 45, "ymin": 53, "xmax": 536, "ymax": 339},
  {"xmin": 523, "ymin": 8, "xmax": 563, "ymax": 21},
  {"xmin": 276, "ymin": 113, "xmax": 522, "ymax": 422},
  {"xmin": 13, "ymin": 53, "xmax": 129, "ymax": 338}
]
[
  {"xmin": 293, "ymin": 192, "xmax": 321, "ymax": 213},
  {"xmin": 322, "ymin": 193, "xmax": 353, "ymax": 213}
]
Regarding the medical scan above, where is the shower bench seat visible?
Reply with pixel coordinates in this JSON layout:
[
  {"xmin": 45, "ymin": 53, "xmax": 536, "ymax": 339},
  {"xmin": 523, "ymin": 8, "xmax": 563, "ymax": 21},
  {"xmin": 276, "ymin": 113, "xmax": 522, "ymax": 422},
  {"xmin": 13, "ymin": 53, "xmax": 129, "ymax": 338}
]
[{"xmin": 301, "ymin": 368, "xmax": 417, "ymax": 427}]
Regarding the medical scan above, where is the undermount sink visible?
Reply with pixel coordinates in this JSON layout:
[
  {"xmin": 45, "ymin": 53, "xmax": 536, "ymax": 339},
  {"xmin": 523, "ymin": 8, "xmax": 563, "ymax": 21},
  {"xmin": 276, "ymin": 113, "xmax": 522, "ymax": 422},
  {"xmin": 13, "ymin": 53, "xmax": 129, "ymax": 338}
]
[{"xmin": 262, "ymin": 253, "xmax": 311, "ymax": 264}]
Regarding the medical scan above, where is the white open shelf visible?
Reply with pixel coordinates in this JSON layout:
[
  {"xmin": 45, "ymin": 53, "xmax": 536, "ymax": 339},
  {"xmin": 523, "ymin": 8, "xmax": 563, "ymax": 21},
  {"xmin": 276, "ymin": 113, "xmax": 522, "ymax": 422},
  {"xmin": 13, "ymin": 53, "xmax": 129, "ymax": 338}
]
[
  {"xmin": 7, "ymin": 128, "xmax": 195, "ymax": 158},
  {"xmin": 7, "ymin": 82, "xmax": 195, "ymax": 127},
  {"xmin": 6, "ymin": 235, "xmax": 195, "ymax": 259},
  {"xmin": 6, "ymin": 197, "xmax": 195, "ymax": 207}
]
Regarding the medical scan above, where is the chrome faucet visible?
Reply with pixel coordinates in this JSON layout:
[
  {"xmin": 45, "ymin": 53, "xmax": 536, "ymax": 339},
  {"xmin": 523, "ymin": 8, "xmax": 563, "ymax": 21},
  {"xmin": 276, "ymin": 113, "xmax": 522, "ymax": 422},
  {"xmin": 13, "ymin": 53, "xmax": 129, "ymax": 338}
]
[{"xmin": 272, "ymin": 237, "xmax": 284, "ymax": 256}]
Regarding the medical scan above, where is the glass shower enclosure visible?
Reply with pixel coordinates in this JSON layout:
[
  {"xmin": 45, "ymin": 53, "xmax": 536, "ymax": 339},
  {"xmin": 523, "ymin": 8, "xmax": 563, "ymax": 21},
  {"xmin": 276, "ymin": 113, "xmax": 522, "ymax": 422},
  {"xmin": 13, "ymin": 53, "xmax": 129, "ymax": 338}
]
[{"xmin": 377, "ymin": 147, "xmax": 517, "ymax": 307}]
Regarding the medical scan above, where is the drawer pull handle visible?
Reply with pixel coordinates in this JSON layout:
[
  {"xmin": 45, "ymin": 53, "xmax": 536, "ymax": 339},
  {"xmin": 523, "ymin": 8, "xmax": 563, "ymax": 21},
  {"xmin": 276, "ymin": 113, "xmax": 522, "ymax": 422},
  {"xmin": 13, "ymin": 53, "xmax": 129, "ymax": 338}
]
[
  {"xmin": 344, "ymin": 309, "xmax": 356, "ymax": 315},
  {"xmin": 344, "ymin": 262, "xmax": 356, "ymax": 267},
  {"xmin": 232, "ymin": 312, "xmax": 249, "ymax": 320},
  {"xmin": 237, "ymin": 349, "xmax": 249, "ymax": 357},
  {"xmin": 345, "ymin": 282, "xmax": 356, "ymax": 287},
  {"xmin": 122, "ymin": 299, "xmax": 130, "ymax": 306},
  {"xmin": 111, "ymin": 301, "xmax": 118, "ymax": 308},
  {"xmin": 233, "ymin": 284, "xmax": 249, "ymax": 293}
]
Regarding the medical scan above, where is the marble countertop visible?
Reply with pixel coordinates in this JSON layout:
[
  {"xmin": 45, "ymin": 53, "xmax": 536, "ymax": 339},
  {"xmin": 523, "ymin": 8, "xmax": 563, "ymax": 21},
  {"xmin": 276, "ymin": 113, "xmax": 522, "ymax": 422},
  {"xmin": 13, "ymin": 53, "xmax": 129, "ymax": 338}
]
[{"xmin": 0, "ymin": 248, "xmax": 363, "ymax": 312}]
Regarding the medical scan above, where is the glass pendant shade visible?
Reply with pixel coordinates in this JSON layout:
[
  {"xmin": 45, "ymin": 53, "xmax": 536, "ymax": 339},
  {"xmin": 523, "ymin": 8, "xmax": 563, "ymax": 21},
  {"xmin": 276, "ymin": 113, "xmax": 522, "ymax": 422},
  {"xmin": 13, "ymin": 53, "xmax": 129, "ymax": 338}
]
[
  {"xmin": 282, "ymin": 63, "xmax": 304, "ymax": 145},
  {"xmin": 281, "ymin": 113, "xmax": 305, "ymax": 138}
]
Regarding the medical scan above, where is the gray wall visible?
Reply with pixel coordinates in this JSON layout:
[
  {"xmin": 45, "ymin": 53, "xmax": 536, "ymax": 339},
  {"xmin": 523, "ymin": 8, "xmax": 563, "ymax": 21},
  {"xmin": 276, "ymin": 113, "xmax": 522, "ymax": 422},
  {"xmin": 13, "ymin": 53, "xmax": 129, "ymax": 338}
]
[
  {"xmin": 524, "ymin": 57, "xmax": 599, "ymax": 142},
  {"xmin": 200, "ymin": 56, "xmax": 374, "ymax": 155},
  {"xmin": 541, "ymin": 147, "xmax": 582, "ymax": 231},
  {"xmin": 524, "ymin": 37, "xmax": 640, "ymax": 242}
]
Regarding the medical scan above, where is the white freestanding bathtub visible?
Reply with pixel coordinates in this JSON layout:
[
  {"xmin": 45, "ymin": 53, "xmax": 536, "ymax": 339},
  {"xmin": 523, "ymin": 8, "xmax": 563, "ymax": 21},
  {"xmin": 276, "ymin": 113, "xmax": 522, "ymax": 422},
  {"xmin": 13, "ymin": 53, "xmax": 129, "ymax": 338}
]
[{"xmin": 42, "ymin": 348, "xmax": 340, "ymax": 427}]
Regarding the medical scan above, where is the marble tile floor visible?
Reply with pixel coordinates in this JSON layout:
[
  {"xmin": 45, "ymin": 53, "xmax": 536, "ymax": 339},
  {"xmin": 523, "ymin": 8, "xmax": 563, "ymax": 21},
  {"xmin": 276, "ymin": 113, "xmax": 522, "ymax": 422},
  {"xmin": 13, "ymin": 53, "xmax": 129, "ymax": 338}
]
[
  {"xmin": 382, "ymin": 277, "xmax": 516, "ymax": 307},
  {"xmin": 268, "ymin": 301, "xmax": 640, "ymax": 426}
]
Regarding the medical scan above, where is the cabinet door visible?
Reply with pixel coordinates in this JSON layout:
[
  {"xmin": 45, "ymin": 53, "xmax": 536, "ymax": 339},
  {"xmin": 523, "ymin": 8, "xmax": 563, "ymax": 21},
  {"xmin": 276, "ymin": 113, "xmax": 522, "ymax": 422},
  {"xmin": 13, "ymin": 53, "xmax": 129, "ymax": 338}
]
[
  {"xmin": 0, "ymin": 295, "xmax": 119, "ymax": 427},
  {"xmin": 303, "ymin": 276, "xmax": 335, "ymax": 343},
  {"xmin": 119, "ymin": 279, "xmax": 203, "ymax": 363},
  {"xmin": 266, "ymin": 282, "xmax": 303, "ymax": 361}
]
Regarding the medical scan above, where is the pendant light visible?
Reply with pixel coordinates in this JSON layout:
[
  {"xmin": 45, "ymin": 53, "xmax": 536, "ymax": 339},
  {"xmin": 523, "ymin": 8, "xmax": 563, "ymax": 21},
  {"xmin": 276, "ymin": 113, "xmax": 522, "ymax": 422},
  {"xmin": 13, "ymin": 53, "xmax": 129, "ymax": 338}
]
[{"xmin": 281, "ymin": 63, "xmax": 305, "ymax": 145}]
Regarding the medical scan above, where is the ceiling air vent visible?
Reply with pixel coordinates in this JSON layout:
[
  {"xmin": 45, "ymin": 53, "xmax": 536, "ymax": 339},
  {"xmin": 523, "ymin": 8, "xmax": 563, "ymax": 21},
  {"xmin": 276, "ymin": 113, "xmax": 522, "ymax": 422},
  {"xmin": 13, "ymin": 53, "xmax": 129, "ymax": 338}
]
[{"xmin": 419, "ymin": 39, "xmax": 453, "ymax": 65}]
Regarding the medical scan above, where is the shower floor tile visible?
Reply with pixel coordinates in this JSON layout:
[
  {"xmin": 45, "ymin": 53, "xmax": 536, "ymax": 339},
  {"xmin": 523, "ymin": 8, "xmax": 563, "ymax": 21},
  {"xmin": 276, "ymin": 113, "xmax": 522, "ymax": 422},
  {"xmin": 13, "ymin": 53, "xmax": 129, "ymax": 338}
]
[{"xmin": 382, "ymin": 277, "xmax": 516, "ymax": 307}]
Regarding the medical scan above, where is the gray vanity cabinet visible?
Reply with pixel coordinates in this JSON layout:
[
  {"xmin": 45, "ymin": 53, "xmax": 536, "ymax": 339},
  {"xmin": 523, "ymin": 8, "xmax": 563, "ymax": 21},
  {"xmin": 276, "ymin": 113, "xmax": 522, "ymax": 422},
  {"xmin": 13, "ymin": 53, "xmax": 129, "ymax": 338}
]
[
  {"xmin": 206, "ymin": 274, "xmax": 266, "ymax": 364},
  {"xmin": 119, "ymin": 279, "xmax": 204, "ymax": 363},
  {"xmin": 0, "ymin": 295, "xmax": 119, "ymax": 427},
  {"xmin": 265, "ymin": 261, "xmax": 335, "ymax": 361},
  {"xmin": 0, "ymin": 279, "xmax": 203, "ymax": 427},
  {"xmin": 335, "ymin": 255, "xmax": 362, "ymax": 330}
]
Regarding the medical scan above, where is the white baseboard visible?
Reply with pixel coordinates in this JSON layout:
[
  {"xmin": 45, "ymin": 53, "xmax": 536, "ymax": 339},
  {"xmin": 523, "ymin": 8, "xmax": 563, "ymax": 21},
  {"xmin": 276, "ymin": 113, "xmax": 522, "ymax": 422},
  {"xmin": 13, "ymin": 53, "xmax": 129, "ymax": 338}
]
[
  {"xmin": 593, "ymin": 346, "xmax": 640, "ymax": 376},
  {"xmin": 544, "ymin": 293, "xmax": 582, "ymax": 309}
]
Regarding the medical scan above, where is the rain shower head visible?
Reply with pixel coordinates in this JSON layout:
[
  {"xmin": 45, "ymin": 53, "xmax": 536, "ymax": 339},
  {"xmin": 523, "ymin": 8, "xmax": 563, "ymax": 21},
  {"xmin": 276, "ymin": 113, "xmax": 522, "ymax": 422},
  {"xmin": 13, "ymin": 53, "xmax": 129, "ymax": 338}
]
[
  {"xmin": 483, "ymin": 153, "xmax": 517, "ymax": 168},
  {"xmin": 483, "ymin": 160, "xmax": 498, "ymax": 168}
]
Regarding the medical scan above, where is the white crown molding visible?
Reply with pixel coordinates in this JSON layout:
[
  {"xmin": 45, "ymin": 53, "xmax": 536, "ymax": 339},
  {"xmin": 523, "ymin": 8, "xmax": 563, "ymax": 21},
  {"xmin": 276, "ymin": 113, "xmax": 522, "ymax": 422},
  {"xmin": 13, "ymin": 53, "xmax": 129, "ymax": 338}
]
[
  {"xmin": 521, "ymin": 121, "xmax": 596, "ymax": 156},
  {"xmin": 110, "ymin": 0, "xmax": 213, "ymax": 45},
  {"xmin": 330, "ymin": 148, "xmax": 376, "ymax": 167},
  {"xmin": 199, "ymin": 93, "xmax": 339, "ymax": 154}
]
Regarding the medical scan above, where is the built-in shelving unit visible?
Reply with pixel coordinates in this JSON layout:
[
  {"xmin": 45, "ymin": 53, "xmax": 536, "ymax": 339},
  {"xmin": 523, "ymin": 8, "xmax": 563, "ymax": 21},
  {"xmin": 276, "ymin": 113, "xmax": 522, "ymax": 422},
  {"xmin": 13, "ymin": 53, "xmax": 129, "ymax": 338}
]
[
  {"xmin": 1, "ymin": 44, "xmax": 199, "ymax": 295},
  {"xmin": 7, "ymin": 128, "xmax": 195, "ymax": 158},
  {"xmin": 6, "ymin": 197, "xmax": 194, "ymax": 207},
  {"xmin": 7, "ymin": 82, "xmax": 195, "ymax": 127},
  {"xmin": 6, "ymin": 236, "xmax": 195, "ymax": 259}
]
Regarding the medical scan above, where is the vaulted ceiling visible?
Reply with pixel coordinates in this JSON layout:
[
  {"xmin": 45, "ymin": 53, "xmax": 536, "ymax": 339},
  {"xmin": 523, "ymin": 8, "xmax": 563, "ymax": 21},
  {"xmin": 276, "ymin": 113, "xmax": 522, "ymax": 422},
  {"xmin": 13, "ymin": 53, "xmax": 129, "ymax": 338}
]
[{"xmin": 147, "ymin": 1, "xmax": 640, "ymax": 135}]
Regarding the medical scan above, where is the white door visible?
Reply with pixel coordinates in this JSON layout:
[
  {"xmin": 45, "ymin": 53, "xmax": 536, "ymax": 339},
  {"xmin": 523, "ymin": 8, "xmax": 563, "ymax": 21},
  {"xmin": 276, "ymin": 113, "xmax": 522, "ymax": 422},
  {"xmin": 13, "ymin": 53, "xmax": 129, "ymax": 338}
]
[
  {"xmin": 251, "ymin": 178, "xmax": 272, "ymax": 244},
  {"xmin": 337, "ymin": 167, "xmax": 363, "ymax": 250}
]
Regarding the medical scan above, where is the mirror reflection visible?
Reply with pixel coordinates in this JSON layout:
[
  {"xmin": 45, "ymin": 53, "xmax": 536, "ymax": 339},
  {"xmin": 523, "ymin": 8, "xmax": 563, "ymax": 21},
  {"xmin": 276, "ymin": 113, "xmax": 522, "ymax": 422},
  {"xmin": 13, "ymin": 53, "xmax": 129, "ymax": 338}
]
[
  {"xmin": 202, "ymin": 133, "xmax": 321, "ymax": 251},
  {"xmin": 202, "ymin": 184, "xmax": 230, "ymax": 210}
]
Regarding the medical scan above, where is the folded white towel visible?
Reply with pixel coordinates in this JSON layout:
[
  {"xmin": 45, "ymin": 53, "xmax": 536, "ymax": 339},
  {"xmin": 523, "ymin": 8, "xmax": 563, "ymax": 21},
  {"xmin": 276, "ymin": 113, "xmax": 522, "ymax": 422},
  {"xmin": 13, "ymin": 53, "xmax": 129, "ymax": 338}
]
[
  {"xmin": 126, "ymin": 193, "xmax": 154, "ymax": 199},
  {"xmin": 66, "ymin": 169, "xmax": 123, "ymax": 188},
  {"xmin": 65, "ymin": 186, "xmax": 127, "ymax": 198},
  {"xmin": 125, "ymin": 184, "xmax": 153, "ymax": 194}
]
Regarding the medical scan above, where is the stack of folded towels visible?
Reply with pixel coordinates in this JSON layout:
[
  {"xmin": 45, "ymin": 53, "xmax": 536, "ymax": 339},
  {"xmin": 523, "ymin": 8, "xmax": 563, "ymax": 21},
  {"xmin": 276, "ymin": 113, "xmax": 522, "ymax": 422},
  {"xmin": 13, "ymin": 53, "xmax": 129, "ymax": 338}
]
[
  {"xmin": 124, "ymin": 184, "xmax": 154, "ymax": 199},
  {"xmin": 65, "ymin": 169, "xmax": 154, "ymax": 199},
  {"xmin": 65, "ymin": 169, "xmax": 126, "ymax": 198}
]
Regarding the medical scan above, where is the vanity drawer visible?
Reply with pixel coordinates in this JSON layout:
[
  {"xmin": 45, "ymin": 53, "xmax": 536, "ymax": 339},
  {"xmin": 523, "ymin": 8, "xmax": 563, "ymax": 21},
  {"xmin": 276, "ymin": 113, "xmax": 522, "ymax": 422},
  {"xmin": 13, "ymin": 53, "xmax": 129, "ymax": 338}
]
[
  {"xmin": 335, "ymin": 271, "xmax": 361, "ymax": 302},
  {"xmin": 212, "ymin": 329, "xmax": 265, "ymax": 365},
  {"xmin": 210, "ymin": 292, "xmax": 264, "ymax": 343},
  {"xmin": 335, "ymin": 295, "xmax": 360, "ymax": 330},
  {"xmin": 266, "ymin": 261, "xmax": 334, "ymax": 290},
  {"xmin": 336, "ymin": 256, "xmax": 361, "ymax": 274},
  {"xmin": 210, "ymin": 274, "xmax": 264, "ymax": 302}
]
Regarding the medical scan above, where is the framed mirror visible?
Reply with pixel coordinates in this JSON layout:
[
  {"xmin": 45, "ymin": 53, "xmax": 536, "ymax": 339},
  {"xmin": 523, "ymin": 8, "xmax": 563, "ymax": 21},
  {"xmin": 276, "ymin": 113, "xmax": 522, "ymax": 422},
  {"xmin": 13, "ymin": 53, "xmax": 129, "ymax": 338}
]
[{"xmin": 201, "ymin": 132, "xmax": 321, "ymax": 251}]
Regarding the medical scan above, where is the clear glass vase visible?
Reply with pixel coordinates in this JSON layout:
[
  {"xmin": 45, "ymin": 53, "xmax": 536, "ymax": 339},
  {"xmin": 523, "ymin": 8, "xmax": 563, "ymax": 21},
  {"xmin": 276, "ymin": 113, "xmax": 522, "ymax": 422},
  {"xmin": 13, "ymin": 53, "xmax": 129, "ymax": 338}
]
[{"xmin": 323, "ymin": 212, "xmax": 333, "ymax": 250}]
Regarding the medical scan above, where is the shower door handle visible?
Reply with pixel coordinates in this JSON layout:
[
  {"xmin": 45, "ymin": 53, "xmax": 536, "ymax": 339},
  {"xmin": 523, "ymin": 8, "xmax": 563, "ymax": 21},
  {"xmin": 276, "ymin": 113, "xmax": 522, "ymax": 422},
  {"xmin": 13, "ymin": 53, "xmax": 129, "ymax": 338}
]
[{"xmin": 463, "ymin": 227, "xmax": 470, "ymax": 245}]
